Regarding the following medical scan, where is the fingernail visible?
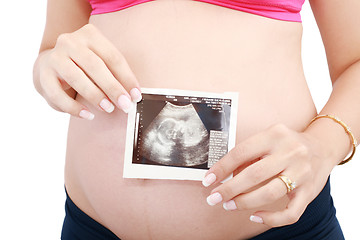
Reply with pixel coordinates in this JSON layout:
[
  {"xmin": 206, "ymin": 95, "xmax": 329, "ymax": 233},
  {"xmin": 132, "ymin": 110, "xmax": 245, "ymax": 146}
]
[
  {"xmin": 250, "ymin": 215, "xmax": 263, "ymax": 224},
  {"xmin": 118, "ymin": 95, "xmax": 134, "ymax": 113},
  {"xmin": 79, "ymin": 110, "xmax": 95, "ymax": 120},
  {"xmin": 223, "ymin": 200, "xmax": 237, "ymax": 211},
  {"xmin": 202, "ymin": 173, "xmax": 216, "ymax": 187},
  {"xmin": 130, "ymin": 88, "xmax": 142, "ymax": 102},
  {"xmin": 206, "ymin": 192, "xmax": 223, "ymax": 206},
  {"xmin": 100, "ymin": 98, "xmax": 115, "ymax": 113}
]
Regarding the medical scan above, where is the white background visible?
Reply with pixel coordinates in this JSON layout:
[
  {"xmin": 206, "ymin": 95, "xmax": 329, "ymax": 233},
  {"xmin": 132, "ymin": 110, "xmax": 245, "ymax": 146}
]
[{"xmin": 1, "ymin": 0, "xmax": 359, "ymax": 239}]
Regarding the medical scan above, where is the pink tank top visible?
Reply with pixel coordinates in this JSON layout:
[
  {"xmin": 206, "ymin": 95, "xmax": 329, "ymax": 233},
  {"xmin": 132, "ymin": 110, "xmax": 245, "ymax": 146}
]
[{"xmin": 88, "ymin": 0, "xmax": 305, "ymax": 22}]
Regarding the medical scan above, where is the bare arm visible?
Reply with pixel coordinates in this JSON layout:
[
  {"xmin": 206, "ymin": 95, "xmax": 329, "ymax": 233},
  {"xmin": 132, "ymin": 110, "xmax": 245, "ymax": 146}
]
[
  {"xmin": 304, "ymin": 0, "xmax": 360, "ymax": 165},
  {"xmin": 33, "ymin": 0, "xmax": 142, "ymax": 119},
  {"xmin": 39, "ymin": 0, "xmax": 92, "ymax": 52}
]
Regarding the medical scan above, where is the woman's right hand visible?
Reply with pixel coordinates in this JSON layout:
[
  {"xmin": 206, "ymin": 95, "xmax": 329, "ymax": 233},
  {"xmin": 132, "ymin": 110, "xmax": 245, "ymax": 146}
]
[{"xmin": 33, "ymin": 24, "xmax": 142, "ymax": 120}]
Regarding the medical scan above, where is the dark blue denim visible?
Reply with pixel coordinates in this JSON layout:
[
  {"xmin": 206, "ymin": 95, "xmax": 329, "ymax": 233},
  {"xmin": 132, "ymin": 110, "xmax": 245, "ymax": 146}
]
[{"xmin": 61, "ymin": 190, "xmax": 119, "ymax": 240}]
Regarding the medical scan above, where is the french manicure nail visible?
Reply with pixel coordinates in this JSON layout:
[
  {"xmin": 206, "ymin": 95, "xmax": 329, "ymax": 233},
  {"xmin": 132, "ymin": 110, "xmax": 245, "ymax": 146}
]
[
  {"xmin": 206, "ymin": 192, "xmax": 223, "ymax": 206},
  {"xmin": 223, "ymin": 200, "xmax": 237, "ymax": 211},
  {"xmin": 250, "ymin": 215, "xmax": 264, "ymax": 224},
  {"xmin": 130, "ymin": 88, "xmax": 142, "ymax": 102},
  {"xmin": 79, "ymin": 110, "xmax": 95, "ymax": 120},
  {"xmin": 202, "ymin": 173, "xmax": 216, "ymax": 187},
  {"xmin": 118, "ymin": 95, "xmax": 134, "ymax": 113},
  {"xmin": 100, "ymin": 98, "xmax": 115, "ymax": 113}
]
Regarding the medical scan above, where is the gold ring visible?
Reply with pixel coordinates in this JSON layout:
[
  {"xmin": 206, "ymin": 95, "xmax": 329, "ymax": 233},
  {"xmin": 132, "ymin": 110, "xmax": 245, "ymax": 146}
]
[{"xmin": 278, "ymin": 175, "xmax": 297, "ymax": 193}]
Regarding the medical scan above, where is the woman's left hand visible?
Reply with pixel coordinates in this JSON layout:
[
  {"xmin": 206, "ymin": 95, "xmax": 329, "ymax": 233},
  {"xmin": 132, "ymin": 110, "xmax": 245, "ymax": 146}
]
[{"xmin": 202, "ymin": 123, "xmax": 337, "ymax": 227}]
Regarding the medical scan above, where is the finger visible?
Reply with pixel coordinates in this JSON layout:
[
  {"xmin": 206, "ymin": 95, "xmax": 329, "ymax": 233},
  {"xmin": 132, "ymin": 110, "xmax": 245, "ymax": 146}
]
[
  {"xmin": 222, "ymin": 175, "xmax": 292, "ymax": 211},
  {"xmin": 57, "ymin": 58, "xmax": 116, "ymax": 113},
  {"xmin": 250, "ymin": 188, "xmax": 308, "ymax": 228},
  {"xmin": 41, "ymin": 73, "xmax": 94, "ymax": 120},
  {"xmin": 68, "ymin": 47, "xmax": 132, "ymax": 112},
  {"xmin": 66, "ymin": 44, "xmax": 137, "ymax": 113},
  {"xmin": 203, "ymin": 129, "xmax": 275, "ymax": 187},
  {"xmin": 209, "ymin": 155, "xmax": 285, "ymax": 203},
  {"xmin": 77, "ymin": 24, "xmax": 142, "ymax": 102}
]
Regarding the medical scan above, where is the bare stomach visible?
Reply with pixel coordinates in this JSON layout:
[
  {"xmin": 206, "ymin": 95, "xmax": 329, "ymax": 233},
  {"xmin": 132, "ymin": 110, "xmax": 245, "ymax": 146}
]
[{"xmin": 64, "ymin": 0, "xmax": 318, "ymax": 239}]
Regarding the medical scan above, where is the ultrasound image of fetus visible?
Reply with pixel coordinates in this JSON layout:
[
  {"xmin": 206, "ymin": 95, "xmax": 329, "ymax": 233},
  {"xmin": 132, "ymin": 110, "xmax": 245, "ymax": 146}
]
[{"xmin": 140, "ymin": 102, "xmax": 209, "ymax": 167}]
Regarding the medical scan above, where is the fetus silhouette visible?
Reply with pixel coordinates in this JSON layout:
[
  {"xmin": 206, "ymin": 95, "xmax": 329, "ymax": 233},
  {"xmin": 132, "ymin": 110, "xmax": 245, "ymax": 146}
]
[{"xmin": 141, "ymin": 102, "xmax": 209, "ymax": 167}]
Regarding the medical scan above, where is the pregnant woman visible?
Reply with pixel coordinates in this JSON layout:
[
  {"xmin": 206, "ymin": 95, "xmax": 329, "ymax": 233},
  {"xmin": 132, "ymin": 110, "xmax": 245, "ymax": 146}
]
[{"xmin": 33, "ymin": 0, "xmax": 360, "ymax": 239}]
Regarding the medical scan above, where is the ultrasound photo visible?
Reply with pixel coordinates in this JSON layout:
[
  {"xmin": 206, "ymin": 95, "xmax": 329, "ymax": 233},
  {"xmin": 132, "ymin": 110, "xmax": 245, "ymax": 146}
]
[
  {"xmin": 123, "ymin": 88, "xmax": 238, "ymax": 180},
  {"xmin": 140, "ymin": 102, "xmax": 209, "ymax": 167}
]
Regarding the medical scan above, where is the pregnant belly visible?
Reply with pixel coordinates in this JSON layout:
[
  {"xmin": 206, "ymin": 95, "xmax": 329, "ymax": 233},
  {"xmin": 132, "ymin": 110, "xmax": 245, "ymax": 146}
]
[{"xmin": 64, "ymin": 1, "xmax": 318, "ymax": 239}]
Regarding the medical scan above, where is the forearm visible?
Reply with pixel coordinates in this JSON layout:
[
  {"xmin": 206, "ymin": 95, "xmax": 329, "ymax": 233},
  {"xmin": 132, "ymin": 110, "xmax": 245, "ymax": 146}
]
[{"xmin": 304, "ymin": 60, "xmax": 360, "ymax": 166}]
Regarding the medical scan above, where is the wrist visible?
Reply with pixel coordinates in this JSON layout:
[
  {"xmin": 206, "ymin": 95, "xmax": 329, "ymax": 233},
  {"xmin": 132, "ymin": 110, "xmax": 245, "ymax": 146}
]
[{"xmin": 303, "ymin": 116, "xmax": 354, "ymax": 166}]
